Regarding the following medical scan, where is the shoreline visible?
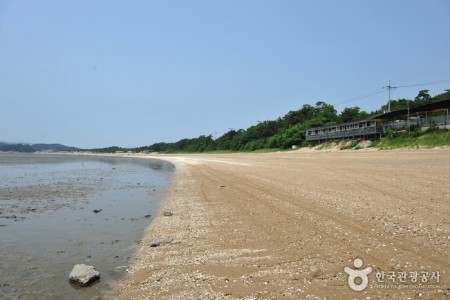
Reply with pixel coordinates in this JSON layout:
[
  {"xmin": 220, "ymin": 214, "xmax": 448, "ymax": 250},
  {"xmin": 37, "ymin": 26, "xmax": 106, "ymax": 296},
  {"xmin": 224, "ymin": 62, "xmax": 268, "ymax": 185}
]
[
  {"xmin": 0, "ymin": 153, "xmax": 173, "ymax": 299},
  {"xmin": 102, "ymin": 148, "xmax": 450, "ymax": 299}
]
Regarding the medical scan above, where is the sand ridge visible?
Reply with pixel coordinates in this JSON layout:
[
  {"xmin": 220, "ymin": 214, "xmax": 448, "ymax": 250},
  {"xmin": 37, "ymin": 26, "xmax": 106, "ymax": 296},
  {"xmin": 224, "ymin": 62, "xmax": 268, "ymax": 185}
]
[{"xmin": 108, "ymin": 149, "xmax": 450, "ymax": 299}]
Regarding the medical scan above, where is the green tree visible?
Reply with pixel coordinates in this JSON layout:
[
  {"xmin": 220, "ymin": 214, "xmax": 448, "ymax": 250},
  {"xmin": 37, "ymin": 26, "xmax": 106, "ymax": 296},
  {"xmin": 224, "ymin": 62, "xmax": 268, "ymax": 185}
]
[
  {"xmin": 377, "ymin": 99, "xmax": 410, "ymax": 113},
  {"xmin": 313, "ymin": 101, "xmax": 338, "ymax": 125},
  {"xmin": 339, "ymin": 106, "xmax": 362, "ymax": 122},
  {"xmin": 282, "ymin": 104, "xmax": 317, "ymax": 127},
  {"xmin": 432, "ymin": 89, "xmax": 450, "ymax": 102},
  {"xmin": 413, "ymin": 90, "xmax": 432, "ymax": 106}
]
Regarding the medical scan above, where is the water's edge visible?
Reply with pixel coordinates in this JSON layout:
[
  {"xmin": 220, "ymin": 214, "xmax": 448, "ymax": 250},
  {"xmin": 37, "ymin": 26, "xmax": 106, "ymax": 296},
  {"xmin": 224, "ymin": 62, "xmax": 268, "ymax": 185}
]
[{"xmin": 0, "ymin": 153, "xmax": 175, "ymax": 299}]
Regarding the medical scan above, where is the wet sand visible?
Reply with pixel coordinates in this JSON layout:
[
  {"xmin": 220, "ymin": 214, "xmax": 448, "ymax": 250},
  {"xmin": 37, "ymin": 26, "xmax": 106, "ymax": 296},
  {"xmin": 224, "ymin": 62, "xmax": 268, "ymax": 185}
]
[
  {"xmin": 111, "ymin": 149, "xmax": 450, "ymax": 299},
  {"xmin": 0, "ymin": 154, "xmax": 173, "ymax": 299}
]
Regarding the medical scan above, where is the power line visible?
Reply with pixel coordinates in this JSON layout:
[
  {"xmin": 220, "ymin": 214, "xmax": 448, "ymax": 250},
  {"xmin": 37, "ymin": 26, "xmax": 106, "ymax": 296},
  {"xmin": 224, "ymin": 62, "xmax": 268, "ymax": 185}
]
[
  {"xmin": 333, "ymin": 88, "xmax": 386, "ymax": 106},
  {"xmin": 396, "ymin": 78, "xmax": 450, "ymax": 88},
  {"xmin": 384, "ymin": 78, "xmax": 450, "ymax": 111},
  {"xmin": 332, "ymin": 78, "xmax": 450, "ymax": 107}
]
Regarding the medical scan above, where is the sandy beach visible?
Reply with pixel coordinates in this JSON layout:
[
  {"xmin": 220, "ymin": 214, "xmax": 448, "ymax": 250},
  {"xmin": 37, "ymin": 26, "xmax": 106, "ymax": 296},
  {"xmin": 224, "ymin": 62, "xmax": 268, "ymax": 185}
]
[{"xmin": 109, "ymin": 149, "xmax": 450, "ymax": 299}]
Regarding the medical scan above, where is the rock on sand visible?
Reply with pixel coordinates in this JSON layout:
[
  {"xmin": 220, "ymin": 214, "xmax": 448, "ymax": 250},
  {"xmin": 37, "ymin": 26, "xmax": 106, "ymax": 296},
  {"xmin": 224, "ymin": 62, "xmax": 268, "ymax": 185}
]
[{"xmin": 69, "ymin": 264, "xmax": 100, "ymax": 286}]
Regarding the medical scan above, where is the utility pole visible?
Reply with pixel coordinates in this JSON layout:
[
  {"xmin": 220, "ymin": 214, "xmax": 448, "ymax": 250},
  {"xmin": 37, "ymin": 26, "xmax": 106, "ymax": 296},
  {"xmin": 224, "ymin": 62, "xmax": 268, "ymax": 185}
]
[
  {"xmin": 407, "ymin": 99, "xmax": 410, "ymax": 133},
  {"xmin": 385, "ymin": 80, "xmax": 397, "ymax": 112}
]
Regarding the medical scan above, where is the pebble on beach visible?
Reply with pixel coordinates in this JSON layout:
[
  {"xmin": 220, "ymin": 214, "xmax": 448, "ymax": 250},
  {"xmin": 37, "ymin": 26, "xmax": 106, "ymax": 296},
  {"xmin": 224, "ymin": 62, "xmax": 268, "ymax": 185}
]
[
  {"xmin": 150, "ymin": 241, "xmax": 161, "ymax": 247},
  {"xmin": 150, "ymin": 237, "xmax": 173, "ymax": 248}
]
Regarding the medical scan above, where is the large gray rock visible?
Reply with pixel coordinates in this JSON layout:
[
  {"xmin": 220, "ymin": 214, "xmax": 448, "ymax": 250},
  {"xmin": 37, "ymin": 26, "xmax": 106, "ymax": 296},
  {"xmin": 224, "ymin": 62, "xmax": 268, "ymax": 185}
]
[{"xmin": 69, "ymin": 264, "xmax": 100, "ymax": 286}]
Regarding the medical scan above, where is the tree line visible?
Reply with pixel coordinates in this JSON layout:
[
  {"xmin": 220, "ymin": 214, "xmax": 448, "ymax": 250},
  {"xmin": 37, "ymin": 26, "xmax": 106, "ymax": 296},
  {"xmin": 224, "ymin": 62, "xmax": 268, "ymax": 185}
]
[
  {"xmin": 3, "ymin": 89, "xmax": 448, "ymax": 153},
  {"xmin": 137, "ymin": 89, "xmax": 449, "ymax": 153},
  {"xmin": 0, "ymin": 143, "xmax": 79, "ymax": 153}
]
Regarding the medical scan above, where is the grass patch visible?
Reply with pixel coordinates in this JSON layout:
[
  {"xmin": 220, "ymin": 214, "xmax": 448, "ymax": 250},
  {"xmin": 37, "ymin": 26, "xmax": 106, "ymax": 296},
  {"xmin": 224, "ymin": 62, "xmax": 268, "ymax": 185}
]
[
  {"xmin": 376, "ymin": 128, "xmax": 450, "ymax": 149},
  {"xmin": 340, "ymin": 140, "xmax": 359, "ymax": 150},
  {"xmin": 418, "ymin": 130, "xmax": 450, "ymax": 147},
  {"xmin": 368, "ymin": 140, "xmax": 380, "ymax": 148}
]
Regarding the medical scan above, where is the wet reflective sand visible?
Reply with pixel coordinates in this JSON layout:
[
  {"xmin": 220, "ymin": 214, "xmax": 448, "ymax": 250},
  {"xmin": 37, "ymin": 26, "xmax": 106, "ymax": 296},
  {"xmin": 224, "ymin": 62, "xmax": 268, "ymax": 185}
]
[{"xmin": 0, "ymin": 153, "xmax": 173, "ymax": 299}]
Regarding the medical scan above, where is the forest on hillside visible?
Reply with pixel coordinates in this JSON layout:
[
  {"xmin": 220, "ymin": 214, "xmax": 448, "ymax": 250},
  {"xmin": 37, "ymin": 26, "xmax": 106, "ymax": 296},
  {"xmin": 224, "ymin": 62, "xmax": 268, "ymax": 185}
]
[
  {"xmin": 133, "ymin": 89, "xmax": 449, "ymax": 153},
  {"xmin": 0, "ymin": 143, "xmax": 79, "ymax": 153},
  {"xmin": 3, "ymin": 89, "xmax": 448, "ymax": 153}
]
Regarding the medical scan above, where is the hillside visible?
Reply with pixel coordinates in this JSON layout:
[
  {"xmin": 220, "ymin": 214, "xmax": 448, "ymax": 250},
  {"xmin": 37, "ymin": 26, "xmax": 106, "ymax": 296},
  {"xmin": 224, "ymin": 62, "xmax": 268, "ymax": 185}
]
[
  {"xmin": 4, "ymin": 89, "xmax": 449, "ymax": 153},
  {"xmin": 0, "ymin": 142, "xmax": 80, "ymax": 153},
  {"xmin": 137, "ymin": 89, "xmax": 450, "ymax": 153},
  {"xmin": 31, "ymin": 143, "xmax": 80, "ymax": 152}
]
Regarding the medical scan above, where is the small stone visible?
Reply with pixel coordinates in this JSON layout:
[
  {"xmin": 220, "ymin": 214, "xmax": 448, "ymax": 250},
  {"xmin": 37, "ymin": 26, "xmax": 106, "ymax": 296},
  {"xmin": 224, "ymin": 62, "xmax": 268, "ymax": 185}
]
[
  {"xmin": 69, "ymin": 264, "xmax": 100, "ymax": 286},
  {"xmin": 309, "ymin": 266, "xmax": 323, "ymax": 278},
  {"xmin": 150, "ymin": 241, "xmax": 161, "ymax": 247},
  {"xmin": 150, "ymin": 237, "xmax": 173, "ymax": 247},
  {"xmin": 160, "ymin": 237, "xmax": 173, "ymax": 244},
  {"xmin": 163, "ymin": 211, "xmax": 173, "ymax": 217}
]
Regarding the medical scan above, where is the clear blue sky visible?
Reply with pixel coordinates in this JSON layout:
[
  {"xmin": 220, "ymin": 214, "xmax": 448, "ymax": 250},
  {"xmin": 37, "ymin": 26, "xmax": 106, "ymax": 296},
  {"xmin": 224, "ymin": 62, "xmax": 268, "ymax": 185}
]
[{"xmin": 1, "ymin": 0, "xmax": 450, "ymax": 148}]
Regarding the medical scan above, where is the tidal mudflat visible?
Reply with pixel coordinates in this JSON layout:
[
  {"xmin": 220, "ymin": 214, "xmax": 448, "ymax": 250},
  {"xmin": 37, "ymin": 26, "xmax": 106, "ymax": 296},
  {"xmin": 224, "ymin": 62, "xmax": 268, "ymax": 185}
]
[{"xmin": 0, "ymin": 153, "xmax": 173, "ymax": 299}]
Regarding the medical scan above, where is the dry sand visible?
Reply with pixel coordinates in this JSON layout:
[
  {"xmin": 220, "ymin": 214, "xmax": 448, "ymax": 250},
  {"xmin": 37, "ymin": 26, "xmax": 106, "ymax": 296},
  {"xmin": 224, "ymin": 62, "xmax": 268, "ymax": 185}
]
[{"xmin": 107, "ymin": 149, "xmax": 450, "ymax": 299}]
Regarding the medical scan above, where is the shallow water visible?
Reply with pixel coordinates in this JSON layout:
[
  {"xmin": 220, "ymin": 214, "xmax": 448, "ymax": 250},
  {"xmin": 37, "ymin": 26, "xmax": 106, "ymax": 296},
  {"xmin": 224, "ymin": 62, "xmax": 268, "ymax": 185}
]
[{"xmin": 0, "ymin": 153, "xmax": 174, "ymax": 299}]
